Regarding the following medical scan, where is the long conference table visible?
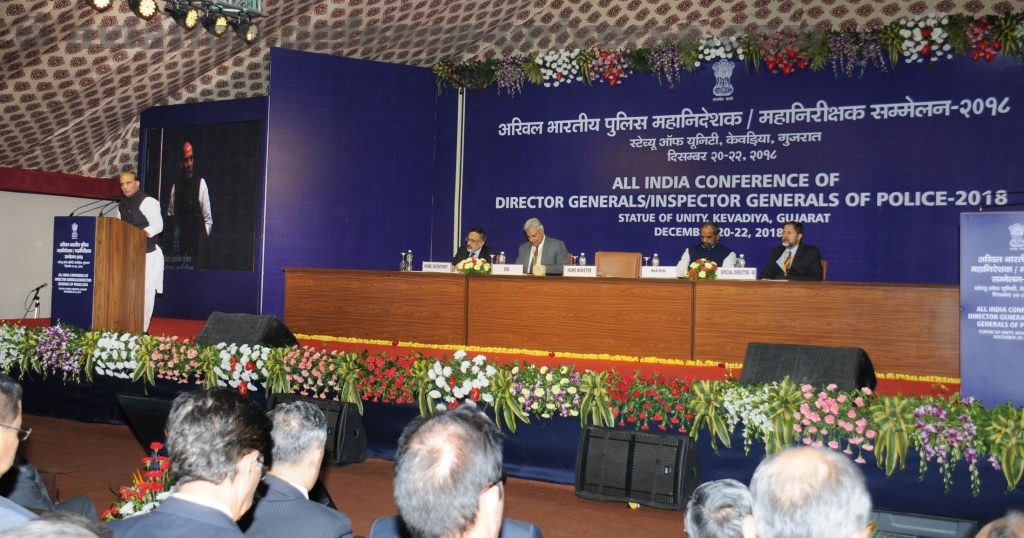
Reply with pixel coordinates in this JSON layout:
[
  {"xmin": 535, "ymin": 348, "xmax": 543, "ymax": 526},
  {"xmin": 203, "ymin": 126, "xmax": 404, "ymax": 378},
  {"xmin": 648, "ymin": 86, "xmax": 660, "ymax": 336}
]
[{"xmin": 283, "ymin": 269, "xmax": 959, "ymax": 378}]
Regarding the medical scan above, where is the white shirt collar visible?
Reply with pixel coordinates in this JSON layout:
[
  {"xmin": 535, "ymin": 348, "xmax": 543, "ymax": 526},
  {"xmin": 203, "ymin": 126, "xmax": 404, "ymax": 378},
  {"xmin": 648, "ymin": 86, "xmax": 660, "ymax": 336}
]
[{"xmin": 171, "ymin": 492, "xmax": 234, "ymax": 519}]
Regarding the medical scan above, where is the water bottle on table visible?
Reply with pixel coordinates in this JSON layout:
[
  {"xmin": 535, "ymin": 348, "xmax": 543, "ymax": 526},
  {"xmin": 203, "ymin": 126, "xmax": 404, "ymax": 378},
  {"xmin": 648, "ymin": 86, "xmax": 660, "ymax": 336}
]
[
  {"xmin": 578, "ymin": 252, "xmax": 587, "ymax": 266},
  {"xmin": 736, "ymin": 254, "xmax": 746, "ymax": 268},
  {"xmin": 651, "ymin": 253, "xmax": 660, "ymax": 267}
]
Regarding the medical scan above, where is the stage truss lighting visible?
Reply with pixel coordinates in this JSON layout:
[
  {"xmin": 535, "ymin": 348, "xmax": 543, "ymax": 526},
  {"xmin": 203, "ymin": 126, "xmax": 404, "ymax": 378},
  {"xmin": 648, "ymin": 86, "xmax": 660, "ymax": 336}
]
[
  {"xmin": 86, "ymin": 0, "xmax": 113, "ymax": 11},
  {"xmin": 167, "ymin": 3, "xmax": 201, "ymax": 30},
  {"xmin": 203, "ymin": 10, "xmax": 230, "ymax": 37},
  {"xmin": 233, "ymin": 16, "xmax": 259, "ymax": 44},
  {"xmin": 128, "ymin": 0, "xmax": 159, "ymax": 20},
  {"xmin": 85, "ymin": 0, "xmax": 264, "ymax": 43}
]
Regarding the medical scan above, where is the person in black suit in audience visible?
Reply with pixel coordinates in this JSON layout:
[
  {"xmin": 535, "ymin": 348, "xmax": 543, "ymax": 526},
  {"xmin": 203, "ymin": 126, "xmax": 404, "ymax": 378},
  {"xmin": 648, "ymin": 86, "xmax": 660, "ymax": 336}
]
[
  {"xmin": 371, "ymin": 404, "xmax": 542, "ymax": 538},
  {"xmin": 452, "ymin": 228, "xmax": 498, "ymax": 265},
  {"xmin": 107, "ymin": 388, "xmax": 271, "ymax": 538},
  {"xmin": 240, "ymin": 401, "xmax": 352, "ymax": 538},
  {"xmin": 759, "ymin": 221, "xmax": 823, "ymax": 281},
  {"xmin": 0, "ymin": 374, "xmax": 36, "ymax": 533}
]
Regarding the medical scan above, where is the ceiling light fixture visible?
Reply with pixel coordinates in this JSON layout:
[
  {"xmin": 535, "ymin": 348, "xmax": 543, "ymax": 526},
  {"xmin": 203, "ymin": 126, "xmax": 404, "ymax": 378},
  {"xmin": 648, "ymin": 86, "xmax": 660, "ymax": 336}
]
[
  {"xmin": 166, "ymin": 3, "xmax": 201, "ymax": 30},
  {"xmin": 203, "ymin": 10, "xmax": 230, "ymax": 37},
  {"xmin": 233, "ymin": 16, "xmax": 259, "ymax": 44},
  {"xmin": 128, "ymin": 0, "xmax": 159, "ymax": 20},
  {"xmin": 86, "ymin": 0, "xmax": 113, "ymax": 11}
]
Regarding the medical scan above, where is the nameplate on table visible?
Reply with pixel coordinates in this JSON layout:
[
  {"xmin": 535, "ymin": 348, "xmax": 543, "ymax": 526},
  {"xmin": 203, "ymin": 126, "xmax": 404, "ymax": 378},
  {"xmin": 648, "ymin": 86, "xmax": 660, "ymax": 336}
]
[
  {"xmin": 563, "ymin": 265, "xmax": 597, "ymax": 277},
  {"xmin": 491, "ymin": 264, "xmax": 525, "ymax": 275},
  {"xmin": 641, "ymin": 266, "xmax": 676, "ymax": 279},
  {"xmin": 717, "ymin": 267, "xmax": 757, "ymax": 280},
  {"xmin": 421, "ymin": 262, "xmax": 453, "ymax": 273}
]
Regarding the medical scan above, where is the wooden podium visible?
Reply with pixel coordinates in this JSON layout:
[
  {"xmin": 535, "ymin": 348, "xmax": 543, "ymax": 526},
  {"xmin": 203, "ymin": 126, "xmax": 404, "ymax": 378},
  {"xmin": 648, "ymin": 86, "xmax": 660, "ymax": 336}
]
[{"xmin": 51, "ymin": 216, "xmax": 146, "ymax": 333}]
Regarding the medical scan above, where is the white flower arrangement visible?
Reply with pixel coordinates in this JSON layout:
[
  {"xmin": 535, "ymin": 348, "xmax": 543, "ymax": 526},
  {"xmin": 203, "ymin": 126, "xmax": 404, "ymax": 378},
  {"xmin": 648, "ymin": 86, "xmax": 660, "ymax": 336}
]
[
  {"xmin": 697, "ymin": 36, "xmax": 745, "ymax": 66},
  {"xmin": 455, "ymin": 256, "xmax": 491, "ymax": 275},
  {"xmin": 426, "ymin": 350, "xmax": 497, "ymax": 411},
  {"xmin": 723, "ymin": 383, "xmax": 775, "ymax": 452},
  {"xmin": 214, "ymin": 342, "xmax": 269, "ymax": 394},
  {"xmin": 0, "ymin": 323, "xmax": 27, "ymax": 372},
  {"xmin": 899, "ymin": 15, "xmax": 953, "ymax": 63},
  {"xmin": 536, "ymin": 49, "xmax": 583, "ymax": 87},
  {"xmin": 92, "ymin": 332, "xmax": 140, "ymax": 379}
]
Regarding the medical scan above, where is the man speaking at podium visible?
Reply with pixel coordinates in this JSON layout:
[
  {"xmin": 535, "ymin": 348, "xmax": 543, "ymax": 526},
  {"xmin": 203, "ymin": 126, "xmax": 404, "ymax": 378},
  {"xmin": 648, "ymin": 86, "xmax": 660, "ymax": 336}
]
[{"xmin": 116, "ymin": 171, "xmax": 164, "ymax": 332}]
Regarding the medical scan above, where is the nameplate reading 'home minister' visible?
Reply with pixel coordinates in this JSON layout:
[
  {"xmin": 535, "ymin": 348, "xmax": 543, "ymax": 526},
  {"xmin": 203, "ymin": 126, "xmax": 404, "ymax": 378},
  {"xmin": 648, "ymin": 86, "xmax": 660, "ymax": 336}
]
[{"xmin": 563, "ymin": 266, "xmax": 597, "ymax": 278}]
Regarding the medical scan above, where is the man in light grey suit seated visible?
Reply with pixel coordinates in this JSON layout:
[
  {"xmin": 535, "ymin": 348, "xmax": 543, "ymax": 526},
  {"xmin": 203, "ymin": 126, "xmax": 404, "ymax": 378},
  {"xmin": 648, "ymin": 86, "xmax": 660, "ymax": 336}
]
[
  {"xmin": 107, "ymin": 388, "xmax": 272, "ymax": 538},
  {"xmin": 370, "ymin": 404, "xmax": 542, "ymax": 538},
  {"xmin": 514, "ymin": 218, "xmax": 568, "ymax": 276},
  {"xmin": 240, "ymin": 401, "xmax": 353, "ymax": 538},
  {"xmin": 0, "ymin": 374, "xmax": 36, "ymax": 532}
]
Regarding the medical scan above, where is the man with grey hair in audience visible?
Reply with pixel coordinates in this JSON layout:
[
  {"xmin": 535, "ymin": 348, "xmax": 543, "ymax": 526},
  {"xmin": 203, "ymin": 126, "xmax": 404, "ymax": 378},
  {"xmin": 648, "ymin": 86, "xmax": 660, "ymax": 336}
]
[
  {"xmin": 741, "ymin": 446, "xmax": 872, "ymax": 538},
  {"xmin": 107, "ymin": 388, "xmax": 272, "ymax": 537},
  {"xmin": 684, "ymin": 479, "xmax": 752, "ymax": 538},
  {"xmin": 371, "ymin": 404, "xmax": 541, "ymax": 538},
  {"xmin": 241, "ymin": 401, "xmax": 353, "ymax": 538}
]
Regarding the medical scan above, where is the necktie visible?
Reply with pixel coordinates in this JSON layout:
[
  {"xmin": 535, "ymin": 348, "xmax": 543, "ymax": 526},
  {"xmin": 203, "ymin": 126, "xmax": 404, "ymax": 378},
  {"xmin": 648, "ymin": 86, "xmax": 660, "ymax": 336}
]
[
  {"xmin": 783, "ymin": 250, "xmax": 793, "ymax": 274},
  {"xmin": 529, "ymin": 245, "xmax": 539, "ymax": 273}
]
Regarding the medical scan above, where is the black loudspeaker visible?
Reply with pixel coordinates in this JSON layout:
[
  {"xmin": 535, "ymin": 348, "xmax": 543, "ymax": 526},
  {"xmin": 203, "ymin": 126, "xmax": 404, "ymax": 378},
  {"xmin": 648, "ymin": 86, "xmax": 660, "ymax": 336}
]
[
  {"xmin": 870, "ymin": 509, "xmax": 977, "ymax": 537},
  {"xmin": 196, "ymin": 312, "xmax": 299, "ymax": 348},
  {"xmin": 739, "ymin": 342, "xmax": 877, "ymax": 391},
  {"xmin": 116, "ymin": 394, "xmax": 174, "ymax": 451},
  {"xmin": 575, "ymin": 426, "xmax": 700, "ymax": 510},
  {"xmin": 267, "ymin": 393, "xmax": 366, "ymax": 465}
]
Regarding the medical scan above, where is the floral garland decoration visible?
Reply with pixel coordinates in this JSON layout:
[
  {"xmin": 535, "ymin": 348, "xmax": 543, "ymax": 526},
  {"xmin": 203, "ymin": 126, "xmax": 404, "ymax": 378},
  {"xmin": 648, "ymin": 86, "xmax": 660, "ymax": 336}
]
[
  {"xmin": 102, "ymin": 442, "xmax": 173, "ymax": 520},
  {"xmin": 686, "ymin": 258, "xmax": 718, "ymax": 280},
  {"xmin": 432, "ymin": 12, "xmax": 1024, "ymax": 94},
  {"xmin": 2, "ymin": 321, "xmax": 1023, "ymax": 493}
]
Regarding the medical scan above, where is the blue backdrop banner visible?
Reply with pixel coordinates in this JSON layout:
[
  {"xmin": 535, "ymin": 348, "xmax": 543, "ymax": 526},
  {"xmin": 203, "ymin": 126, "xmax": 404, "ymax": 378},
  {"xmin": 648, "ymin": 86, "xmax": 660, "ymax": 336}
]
[
  {"xmin": 458, "ymin": 57, "xmax": 1024, "ymax": 283},
  {"xmin": 960, "ymin": 211, "xmax": 1024, "ymax": 406}
]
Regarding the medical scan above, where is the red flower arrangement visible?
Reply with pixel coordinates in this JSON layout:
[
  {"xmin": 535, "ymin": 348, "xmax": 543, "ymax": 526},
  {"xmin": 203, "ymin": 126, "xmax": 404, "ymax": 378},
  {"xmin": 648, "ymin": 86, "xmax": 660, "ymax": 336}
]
[
  {"xmin": 102, "ymin": 441, "xmax": 174, "ymax": 521},
  {"xmin": 606, "ymin": 372, "xmax": 694, "ymax": 433},
  {"xmin": 356, "ymin": 352, "xmax": 416, "ymax": 404}
]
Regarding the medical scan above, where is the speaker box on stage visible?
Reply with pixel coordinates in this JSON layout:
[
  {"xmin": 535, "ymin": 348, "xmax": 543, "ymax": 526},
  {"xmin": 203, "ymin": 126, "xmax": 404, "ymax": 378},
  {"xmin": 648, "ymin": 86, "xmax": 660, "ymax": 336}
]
[
  {"xmin": 116, "ymin": 394, "xmax": 174, "ymax": 451},
  {"xmin": 575, "ymin": 426, "xmax": 699, "ymax": 510},
  {"xmin": 870, "ymin": 509, "xmax": 977, "ymax": 537},
  {"xmin": 267, "ymin": 393, "xmax": 366, "ymax": 465},
  {"xmin": 739, "ymin": 342, "xmax": 877, "ymax": 391},
  {"xmin": 196, "ymin": 312, "xmax": 299, "ymax": 348}
]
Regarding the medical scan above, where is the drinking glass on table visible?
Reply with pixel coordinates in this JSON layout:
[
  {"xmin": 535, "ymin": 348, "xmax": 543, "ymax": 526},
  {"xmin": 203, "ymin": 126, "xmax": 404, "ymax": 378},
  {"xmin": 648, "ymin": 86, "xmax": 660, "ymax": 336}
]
[{"xmin": 643, "ymin": 256, "xmax": 650, "ymax": 266}]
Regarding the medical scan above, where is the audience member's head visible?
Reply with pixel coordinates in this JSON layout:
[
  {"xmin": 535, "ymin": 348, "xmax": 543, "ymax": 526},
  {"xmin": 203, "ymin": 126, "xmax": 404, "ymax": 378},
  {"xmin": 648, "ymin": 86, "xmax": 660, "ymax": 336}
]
[
  {"xmin": 685, "ymin": 478, "xmax": 752, "ymax": 538},
  {"xmin": 0, "ymin": 374, "xmax": 25, "ymax": 476},
  {"xmin": 743, "ymin": 447, "xmax": 871, "ymax": 538},
  {"xmin": 0, "ymin": 511, "xmax": 114, "ymax": 537},
  {"xmin": 167, "ymin": 388, "xmax": 272, "ymax": 519},
  {"xmin": 393, "ymin": 404, "xmax": 504, "ymax": 538},
  {"xmin": 267, "ymin": 400, "xmax": 328, "ymax": 490},
  {"xmin": 977, "ymin": 509, "xmax": 1024, "ymax": 538}
]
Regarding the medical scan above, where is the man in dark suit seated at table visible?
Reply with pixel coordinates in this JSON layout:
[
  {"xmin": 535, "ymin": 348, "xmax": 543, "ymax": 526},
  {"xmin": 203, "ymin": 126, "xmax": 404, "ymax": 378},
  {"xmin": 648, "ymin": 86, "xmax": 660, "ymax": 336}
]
[
  {"xmin": 760, "ymin": 221, "xmax": 823, "ymax": 281},
  {"xmin": 370, "ymin": 404, "xmax": 542, "ymax": 538},
  {"xmin": 514, "ymin": 218, "xmax": 568, "ymax": 276},
  {"xmin": 240, "ymin": 400, "xmax": 352, "ymax": 538},
  {"xmin": 108, "ymin": 388, "xmax": 272, "ymax": 537},
  {"xmin": 452, "ymin": 228, "xmax": 498, "ymax": 265}
]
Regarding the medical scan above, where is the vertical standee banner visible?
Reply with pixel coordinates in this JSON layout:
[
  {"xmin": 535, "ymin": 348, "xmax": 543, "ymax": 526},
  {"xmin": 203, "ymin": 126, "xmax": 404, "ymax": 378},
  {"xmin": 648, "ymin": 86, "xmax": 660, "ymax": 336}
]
[
  {"xmin": 960, "ymin": 211, "xmax": 1024, "ymax": 406},
  {"xmin": 50, "ymin": 216, "xmax": 96, "ymax": 329}
]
